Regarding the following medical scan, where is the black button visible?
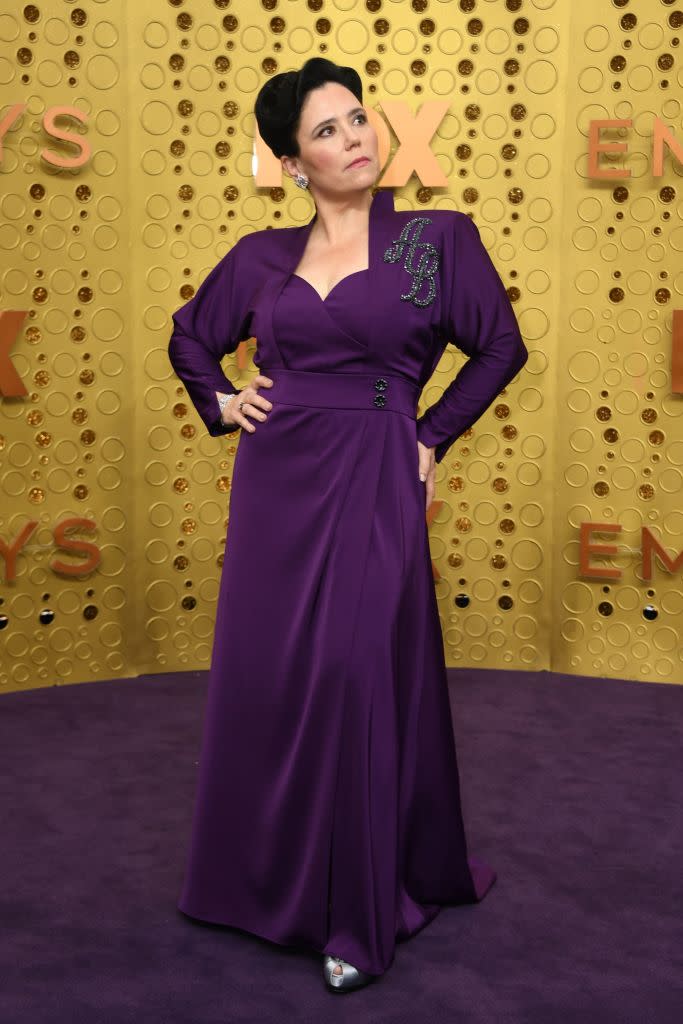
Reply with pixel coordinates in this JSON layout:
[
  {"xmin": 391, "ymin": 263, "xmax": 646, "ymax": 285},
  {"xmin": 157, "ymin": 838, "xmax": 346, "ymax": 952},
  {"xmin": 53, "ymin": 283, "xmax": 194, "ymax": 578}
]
[
  {"xmin": 373, "ymin": 394, "xmax": 387, "ymax": 408},
  {"xmin": 374, "ymin": 377, "xmax": 388, "ymax": 391}
]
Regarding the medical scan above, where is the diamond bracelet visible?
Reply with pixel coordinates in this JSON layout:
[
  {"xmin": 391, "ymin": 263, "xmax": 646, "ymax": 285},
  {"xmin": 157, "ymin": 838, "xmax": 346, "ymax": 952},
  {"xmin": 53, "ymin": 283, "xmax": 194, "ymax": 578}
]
[{"xmin": 217, "ymin": 392, "xmax": 238, "ymax": 420}]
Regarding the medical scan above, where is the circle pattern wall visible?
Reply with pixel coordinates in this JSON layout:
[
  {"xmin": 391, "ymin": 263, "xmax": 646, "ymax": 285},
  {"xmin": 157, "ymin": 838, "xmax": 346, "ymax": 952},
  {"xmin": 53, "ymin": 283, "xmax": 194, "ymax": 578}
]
[{"xmin": 1, "ymin": 0, "xmax": 681, "ymax": 692}]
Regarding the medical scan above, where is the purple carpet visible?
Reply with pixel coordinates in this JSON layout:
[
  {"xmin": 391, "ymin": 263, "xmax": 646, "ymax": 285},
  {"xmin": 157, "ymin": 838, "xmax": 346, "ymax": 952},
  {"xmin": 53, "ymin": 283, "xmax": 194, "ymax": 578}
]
[{"xmin": 1, "ymin": 668, "xmax": 680, "ymax": 1023}]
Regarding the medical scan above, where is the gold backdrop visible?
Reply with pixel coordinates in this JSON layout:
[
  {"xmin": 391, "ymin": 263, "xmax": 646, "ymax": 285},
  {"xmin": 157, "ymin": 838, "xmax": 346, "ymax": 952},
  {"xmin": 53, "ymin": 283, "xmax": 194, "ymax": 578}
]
[{"xmin": 1, "ymin": 0, "xmax": 681, "ymax": 693}]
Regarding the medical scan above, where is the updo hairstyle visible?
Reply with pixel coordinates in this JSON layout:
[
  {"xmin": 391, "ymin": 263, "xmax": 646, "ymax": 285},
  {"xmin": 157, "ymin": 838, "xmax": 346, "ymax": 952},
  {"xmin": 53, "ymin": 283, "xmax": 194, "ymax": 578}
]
[{"xmin": 254, "ymin": 57, "xmax": 363, "ymax": 160}]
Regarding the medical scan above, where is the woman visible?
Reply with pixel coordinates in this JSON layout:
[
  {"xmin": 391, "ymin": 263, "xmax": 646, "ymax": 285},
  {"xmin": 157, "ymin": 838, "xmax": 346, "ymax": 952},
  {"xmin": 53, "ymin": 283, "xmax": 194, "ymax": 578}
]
[{"xmin": 168, "ymin": 57, "xmax": 528, "ymax": 993}]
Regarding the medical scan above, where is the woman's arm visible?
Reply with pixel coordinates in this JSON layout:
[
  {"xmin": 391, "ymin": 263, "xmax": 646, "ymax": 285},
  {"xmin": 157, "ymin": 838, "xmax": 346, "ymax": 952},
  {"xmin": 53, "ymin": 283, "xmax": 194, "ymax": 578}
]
[
  {"xmin": 416, "ymin": 213, "xmax": 529, "ymax": 464},
  {"xmin": 168, "ymin": 238, "xmax": 251, "ymax": 437}
]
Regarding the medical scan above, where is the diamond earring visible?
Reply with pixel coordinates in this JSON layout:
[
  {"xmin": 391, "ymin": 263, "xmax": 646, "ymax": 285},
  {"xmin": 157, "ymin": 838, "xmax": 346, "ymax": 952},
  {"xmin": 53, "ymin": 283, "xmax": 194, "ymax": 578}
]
[{"xmin": 294, "ymin": 173, "xmax": 309, "ymax": 189}]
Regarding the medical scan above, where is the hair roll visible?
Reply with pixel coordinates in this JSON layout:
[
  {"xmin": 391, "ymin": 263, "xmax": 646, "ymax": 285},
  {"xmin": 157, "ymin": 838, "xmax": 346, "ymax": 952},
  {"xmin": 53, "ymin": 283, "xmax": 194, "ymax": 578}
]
[{"xmin": 255, "ymin": 57, "xmax": 363, "ymax": 159}]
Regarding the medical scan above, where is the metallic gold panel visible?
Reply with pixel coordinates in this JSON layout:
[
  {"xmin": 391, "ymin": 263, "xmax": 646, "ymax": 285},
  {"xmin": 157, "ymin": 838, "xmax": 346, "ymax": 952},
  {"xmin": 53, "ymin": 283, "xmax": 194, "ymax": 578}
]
[
  {"xmin": 1, "ymin": 1, "xmax": 680, "ymax": 692},
  {"xmin": 552, "ymin": 2, "xmax": 682, "ymax": 684}
]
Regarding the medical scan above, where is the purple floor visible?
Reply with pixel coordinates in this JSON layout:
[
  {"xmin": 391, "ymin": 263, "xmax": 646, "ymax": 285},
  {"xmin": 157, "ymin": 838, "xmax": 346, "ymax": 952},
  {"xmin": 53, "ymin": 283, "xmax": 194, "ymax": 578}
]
[{"xmin": 1, "ymin": 667, "xmax": 681, "ymax": 1023}]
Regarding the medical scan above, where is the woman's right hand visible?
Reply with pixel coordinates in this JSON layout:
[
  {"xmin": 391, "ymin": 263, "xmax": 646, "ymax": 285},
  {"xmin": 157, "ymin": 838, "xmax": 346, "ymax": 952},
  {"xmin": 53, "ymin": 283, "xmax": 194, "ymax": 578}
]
[{"xmin": 218, "ymin": 374, "xmax": 274, "ymax": 433}]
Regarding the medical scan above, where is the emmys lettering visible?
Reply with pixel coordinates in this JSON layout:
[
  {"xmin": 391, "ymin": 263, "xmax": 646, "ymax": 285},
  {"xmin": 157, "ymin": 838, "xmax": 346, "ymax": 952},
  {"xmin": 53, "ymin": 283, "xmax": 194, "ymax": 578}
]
[{"xmin": 0, "ymin": 518, "xmax": 101, "ymax": 582}]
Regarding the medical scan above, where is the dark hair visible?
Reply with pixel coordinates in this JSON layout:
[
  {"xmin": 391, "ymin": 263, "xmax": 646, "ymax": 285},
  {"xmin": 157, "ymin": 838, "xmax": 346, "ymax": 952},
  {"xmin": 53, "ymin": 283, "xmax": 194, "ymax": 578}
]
[{"xmin": 254, "ymin": 57, "xmax": 363, "ymax": 160}]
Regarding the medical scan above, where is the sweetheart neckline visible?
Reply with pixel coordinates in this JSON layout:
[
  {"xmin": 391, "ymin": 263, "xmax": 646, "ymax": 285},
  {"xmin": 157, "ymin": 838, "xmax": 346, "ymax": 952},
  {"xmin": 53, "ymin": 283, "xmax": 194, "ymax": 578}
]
[{"xmin": 291, "ymin": 269, "xmax": 368, "ymax": 304}]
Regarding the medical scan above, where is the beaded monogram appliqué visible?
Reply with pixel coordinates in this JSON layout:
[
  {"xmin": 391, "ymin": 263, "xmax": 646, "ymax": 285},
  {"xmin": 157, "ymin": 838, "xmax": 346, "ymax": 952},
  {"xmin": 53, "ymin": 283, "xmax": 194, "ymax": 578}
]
[{"xmin": 382, "ymin": 216, "xmax": 440, "ymax": 308}]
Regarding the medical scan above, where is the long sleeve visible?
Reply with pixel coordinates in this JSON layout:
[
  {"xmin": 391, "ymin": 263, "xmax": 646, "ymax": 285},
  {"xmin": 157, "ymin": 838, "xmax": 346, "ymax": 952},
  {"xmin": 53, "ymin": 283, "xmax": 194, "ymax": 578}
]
[
  {"xmin": 168, "ymin": 237, "xmax": 252, "ymax": 437},
  {"xmin": 415, "ymin": 213, "xmax": 529, "ymax": 464}
]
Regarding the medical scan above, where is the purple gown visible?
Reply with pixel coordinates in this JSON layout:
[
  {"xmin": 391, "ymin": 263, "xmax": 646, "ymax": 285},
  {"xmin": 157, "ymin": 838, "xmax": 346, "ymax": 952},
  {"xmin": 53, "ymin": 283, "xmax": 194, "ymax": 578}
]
[{"xmin": 167, "ymin": 188, "xmax": 528, "ymax": 976}]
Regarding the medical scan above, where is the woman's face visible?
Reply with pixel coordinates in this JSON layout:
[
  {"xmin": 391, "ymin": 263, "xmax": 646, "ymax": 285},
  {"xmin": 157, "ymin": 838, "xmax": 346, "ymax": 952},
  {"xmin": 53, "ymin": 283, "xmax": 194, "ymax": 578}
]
[{"xmin": 284, "ymin": 81, "xmax": 378, "ymax": 197}]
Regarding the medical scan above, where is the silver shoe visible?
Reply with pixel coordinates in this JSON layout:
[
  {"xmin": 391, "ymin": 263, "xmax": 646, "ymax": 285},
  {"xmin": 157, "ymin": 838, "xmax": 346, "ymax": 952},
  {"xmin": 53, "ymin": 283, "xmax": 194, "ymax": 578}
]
[{"xmin": 323, "ymin": 953, "xmax": 374, "ymax": 991}]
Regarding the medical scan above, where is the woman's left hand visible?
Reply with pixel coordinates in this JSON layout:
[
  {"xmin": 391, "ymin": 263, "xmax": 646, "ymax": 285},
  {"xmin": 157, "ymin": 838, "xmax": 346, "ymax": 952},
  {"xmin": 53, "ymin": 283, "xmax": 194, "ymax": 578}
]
[{"xmin": 417, "ymin": 440, "xmax": 436, "ymax": 512}]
